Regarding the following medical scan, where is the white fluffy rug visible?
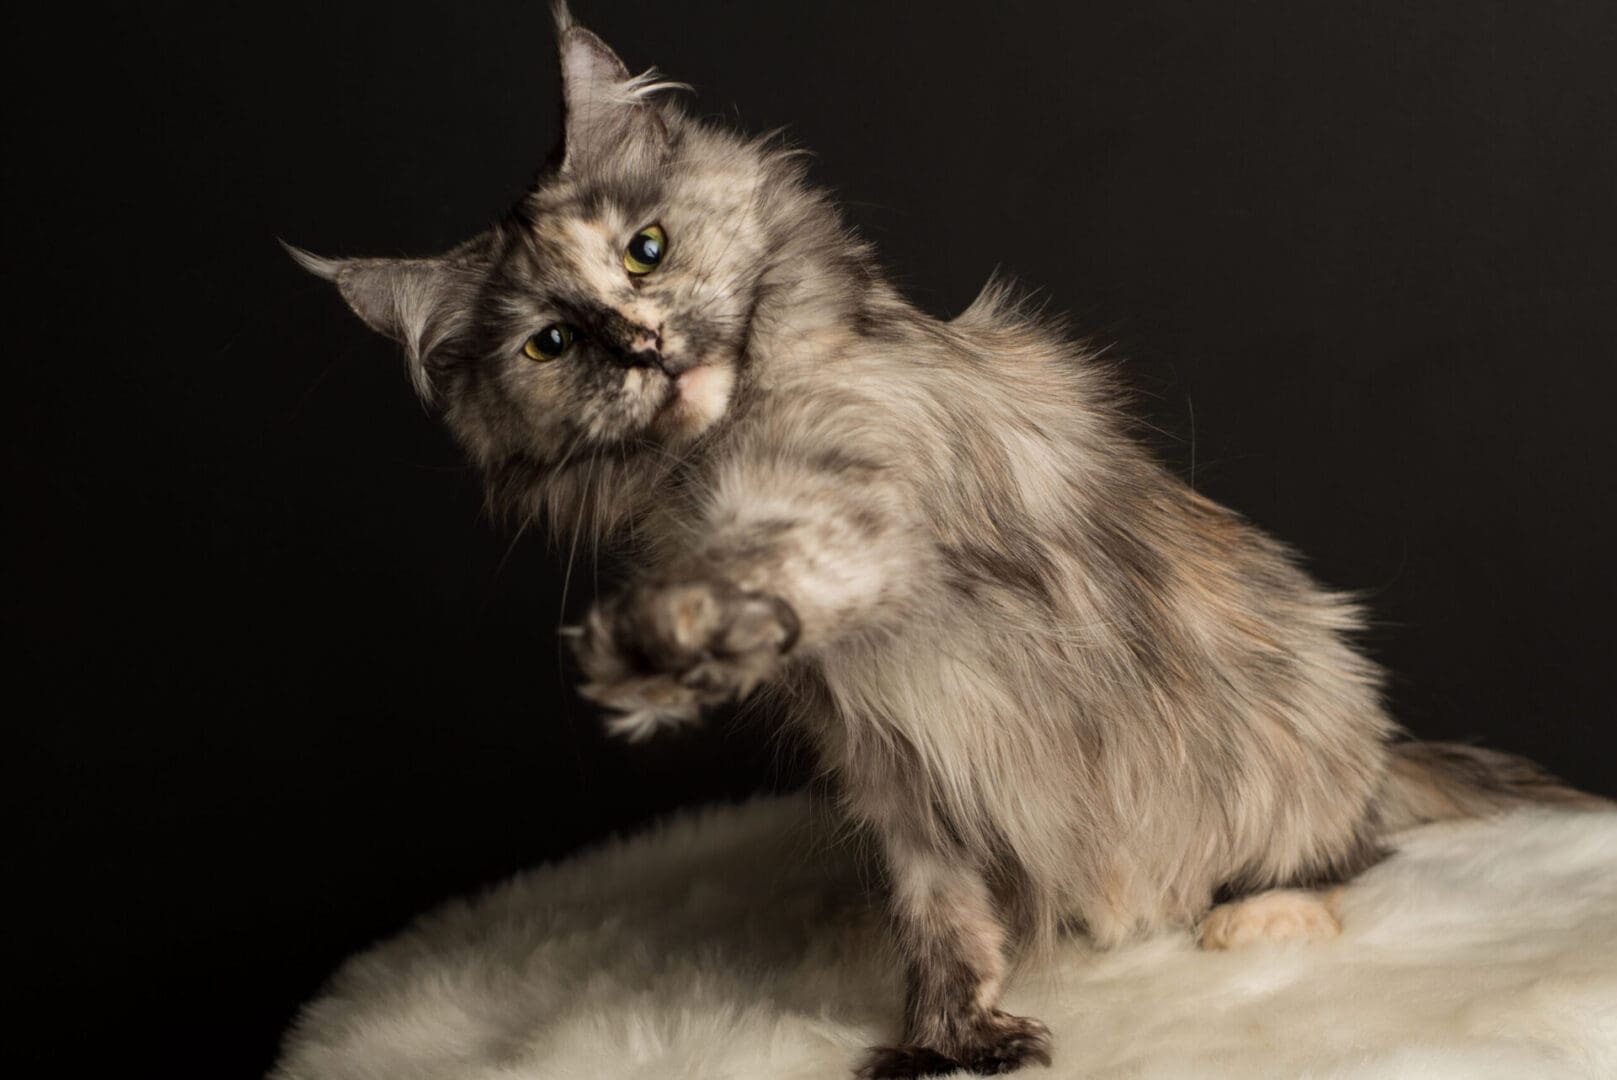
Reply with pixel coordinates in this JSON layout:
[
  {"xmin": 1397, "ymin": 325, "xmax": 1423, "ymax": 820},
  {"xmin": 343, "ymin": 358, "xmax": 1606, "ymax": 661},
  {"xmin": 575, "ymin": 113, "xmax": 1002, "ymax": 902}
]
[{"xmin": 272, "ymin": 797, "xmax": 1617, "ymax": 1079}]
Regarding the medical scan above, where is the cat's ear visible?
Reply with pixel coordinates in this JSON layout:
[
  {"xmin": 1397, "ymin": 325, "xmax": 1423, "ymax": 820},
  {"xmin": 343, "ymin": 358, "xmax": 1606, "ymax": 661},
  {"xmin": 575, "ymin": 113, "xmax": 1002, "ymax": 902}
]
[
  {"xmin": 552, "ymin": 5, "xmax": 675, "ymax": 175},
  {"xmin": 285, "ymin": 244, "xmax": 471, "ymax": 401}
]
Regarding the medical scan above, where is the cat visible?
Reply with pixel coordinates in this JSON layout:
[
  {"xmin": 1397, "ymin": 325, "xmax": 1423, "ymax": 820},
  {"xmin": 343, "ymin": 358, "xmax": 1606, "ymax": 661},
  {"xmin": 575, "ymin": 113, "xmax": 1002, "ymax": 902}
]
[{"xmin": 290, "ymin": 4, "xmax": 1601, "ymax": 1076}]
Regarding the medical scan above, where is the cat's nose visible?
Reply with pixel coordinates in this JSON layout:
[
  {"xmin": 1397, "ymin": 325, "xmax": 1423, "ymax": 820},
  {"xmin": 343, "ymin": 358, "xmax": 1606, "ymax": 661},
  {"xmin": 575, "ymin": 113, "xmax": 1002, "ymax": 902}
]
[
  {"xmin": 626, "ymin": 345, "xmax": 664, "ymax": 371},
  {"xmin": 624, "ymin": 326, "xmax": 688, "ymax": 375},
  {"xmin": 629, "ymin": 348, "xmax": 696, "ymax": 377}
]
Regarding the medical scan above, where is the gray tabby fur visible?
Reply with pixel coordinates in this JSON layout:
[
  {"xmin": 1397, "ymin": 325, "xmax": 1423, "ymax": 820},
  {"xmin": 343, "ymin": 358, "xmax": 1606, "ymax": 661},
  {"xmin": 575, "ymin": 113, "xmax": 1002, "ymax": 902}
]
[{"xmin": 292, "ymin": 5, "xmax": 1600, "ymax": 1075}]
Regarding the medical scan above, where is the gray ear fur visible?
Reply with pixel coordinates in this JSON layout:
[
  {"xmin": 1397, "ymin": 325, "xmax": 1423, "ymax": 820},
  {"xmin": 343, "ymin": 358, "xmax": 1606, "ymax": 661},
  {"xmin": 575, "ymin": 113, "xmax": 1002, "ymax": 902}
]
[
  {"xmin": 285, "ymin": 243, "xmax": 467, "ymax": 401},
  {"xmin": 552, "ymin": 3, "xmax": 677, "ymax": 175}
]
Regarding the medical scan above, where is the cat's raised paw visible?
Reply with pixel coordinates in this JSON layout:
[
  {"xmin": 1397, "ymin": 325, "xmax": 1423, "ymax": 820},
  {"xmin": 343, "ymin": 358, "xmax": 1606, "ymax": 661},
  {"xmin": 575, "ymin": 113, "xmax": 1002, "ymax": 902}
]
[{"xmin": 575, "ymin": 577, "xmax": 799, "ymax": 739}]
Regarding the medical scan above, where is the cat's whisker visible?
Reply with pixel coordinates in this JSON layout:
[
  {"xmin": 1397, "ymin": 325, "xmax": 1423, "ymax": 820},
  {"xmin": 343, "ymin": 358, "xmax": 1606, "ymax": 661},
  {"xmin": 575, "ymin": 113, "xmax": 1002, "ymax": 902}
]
[{"xmin": 555, "ymin": 448, "xmax": 600, "ymax": 631}]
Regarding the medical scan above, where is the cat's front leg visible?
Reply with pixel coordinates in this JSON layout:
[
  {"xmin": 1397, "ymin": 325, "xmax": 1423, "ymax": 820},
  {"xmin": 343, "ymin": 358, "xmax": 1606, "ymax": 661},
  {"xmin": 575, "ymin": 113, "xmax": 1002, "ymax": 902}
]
[
  {"xmin": 860, "ymin": 835, "xmax": 1053, "ymax": 1078},
  {"xmin": 577, "ymin": 443, "xmax": 918, "ymax": 739},
  {"xmin": 575, "ymin": 575, "xmax": 799, "ymax": 740}
]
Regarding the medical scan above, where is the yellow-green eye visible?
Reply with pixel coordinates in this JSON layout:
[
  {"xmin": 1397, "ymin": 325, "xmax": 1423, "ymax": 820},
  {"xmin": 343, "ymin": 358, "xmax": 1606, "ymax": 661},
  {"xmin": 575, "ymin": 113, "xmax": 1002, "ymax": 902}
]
[
  {"xmin": 624, "ymin": 224, "xmax": 667, "ymax": 275},
  {"xmin": 522, "ymin": 324, "xmax": 573, "ymax": 362}
]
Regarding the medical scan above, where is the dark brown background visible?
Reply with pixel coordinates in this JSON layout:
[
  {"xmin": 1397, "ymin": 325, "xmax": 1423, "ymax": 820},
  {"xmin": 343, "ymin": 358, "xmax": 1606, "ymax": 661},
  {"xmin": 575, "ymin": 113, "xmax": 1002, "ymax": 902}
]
[{"xmin": 6, "ymin": 1, "xmax": 1615, "ymax": 1074}]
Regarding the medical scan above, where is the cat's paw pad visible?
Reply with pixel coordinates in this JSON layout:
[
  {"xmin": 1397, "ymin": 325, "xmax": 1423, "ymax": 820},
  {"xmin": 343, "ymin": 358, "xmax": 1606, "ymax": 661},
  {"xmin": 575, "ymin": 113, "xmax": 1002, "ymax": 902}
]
[
  {"xmin": 575, "ymin": 578, "xmax": 798, "ymax": 739},
  {"xmin": 1198, "ymin": 888, "xmax": 1340, "ymax": 950}
]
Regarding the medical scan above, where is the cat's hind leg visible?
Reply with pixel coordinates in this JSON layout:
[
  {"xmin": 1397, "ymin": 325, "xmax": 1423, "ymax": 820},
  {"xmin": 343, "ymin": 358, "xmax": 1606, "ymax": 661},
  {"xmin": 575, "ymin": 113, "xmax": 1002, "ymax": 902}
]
[{"xmin": 1196, "ymin": 887, "xmax": 1342, "ymax": 950}]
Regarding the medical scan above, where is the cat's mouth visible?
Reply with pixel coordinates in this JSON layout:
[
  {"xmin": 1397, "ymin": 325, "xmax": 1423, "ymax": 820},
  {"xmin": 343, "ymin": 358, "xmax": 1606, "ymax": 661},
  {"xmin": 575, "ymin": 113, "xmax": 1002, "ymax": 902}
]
[{"xmin": 649, "ymin": 361, "xmax": 736, "ymax": 441}]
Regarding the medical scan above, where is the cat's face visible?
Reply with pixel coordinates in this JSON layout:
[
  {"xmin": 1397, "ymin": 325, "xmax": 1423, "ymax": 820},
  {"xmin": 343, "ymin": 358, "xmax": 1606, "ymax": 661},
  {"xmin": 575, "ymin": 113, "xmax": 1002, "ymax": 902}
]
[
  {"xmin": 451, "ymin": 129, "xmax": 769, "ymax": 465},
  {"xmin": 295, "ymin": 16, "xmax": 789, "ymax": 478}
]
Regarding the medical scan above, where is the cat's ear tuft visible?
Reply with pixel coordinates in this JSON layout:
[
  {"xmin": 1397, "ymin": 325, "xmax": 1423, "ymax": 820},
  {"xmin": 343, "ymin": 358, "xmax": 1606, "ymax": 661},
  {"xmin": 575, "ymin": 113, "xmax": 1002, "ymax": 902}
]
[
  {"xmin": 549, "ymin": 0, "xmax": 578, "ymax": 36},
  {"xmin": 282, "ymin": 242, "xmax": 342, "ymax": 282},
  {"xmin": 553, "ymin": 13, "xmax": 678, "ymax": 175},
  {"xmin": 284, "ymin": 242, "xmax": 463, "ymax": 401}
]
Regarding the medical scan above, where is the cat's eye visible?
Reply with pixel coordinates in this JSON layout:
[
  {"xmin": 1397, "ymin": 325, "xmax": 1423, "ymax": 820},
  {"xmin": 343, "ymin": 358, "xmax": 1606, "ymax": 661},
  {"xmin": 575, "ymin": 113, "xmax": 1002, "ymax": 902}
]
[
  {"xmin": 624, "ymin": 224, "xmax": 667, "ymax": 275},
  {"xmin": 522, "ymin": 324, "xmax": 574, "ymax": 362}
]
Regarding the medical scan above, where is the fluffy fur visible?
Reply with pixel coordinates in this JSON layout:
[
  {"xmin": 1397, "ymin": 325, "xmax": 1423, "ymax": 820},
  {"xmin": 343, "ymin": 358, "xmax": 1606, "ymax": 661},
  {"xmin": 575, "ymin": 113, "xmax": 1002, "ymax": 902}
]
[
  {"xmin": 293, "ymin": 5, "xmax": 1602, "ymax": 1073},
  {"xmin": 270, "ymin": 796, "xmax": 1617, "ymax": 1079}
]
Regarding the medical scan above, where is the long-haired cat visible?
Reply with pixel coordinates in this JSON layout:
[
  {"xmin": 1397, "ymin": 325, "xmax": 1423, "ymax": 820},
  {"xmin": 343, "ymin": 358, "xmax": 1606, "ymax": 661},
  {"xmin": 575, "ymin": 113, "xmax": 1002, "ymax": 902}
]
[{"xmin": 291, "ymin": 5, "xmax": 1600, "ymax": 1075}]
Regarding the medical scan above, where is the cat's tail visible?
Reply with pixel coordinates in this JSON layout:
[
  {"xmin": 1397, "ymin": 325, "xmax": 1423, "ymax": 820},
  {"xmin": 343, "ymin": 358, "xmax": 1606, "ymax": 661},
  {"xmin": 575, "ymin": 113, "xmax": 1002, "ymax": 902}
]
[{"xmin": 1376, "ymin": 740, "xmax": 1609, "ymax": 832}]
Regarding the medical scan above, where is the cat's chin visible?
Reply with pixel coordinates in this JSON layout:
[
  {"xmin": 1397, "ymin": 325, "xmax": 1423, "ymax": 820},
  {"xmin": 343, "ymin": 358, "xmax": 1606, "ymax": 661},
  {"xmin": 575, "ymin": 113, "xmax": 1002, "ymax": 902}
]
[{"xmin": 652, "ymin": 362, "xmax": 735, "ymax": 443}]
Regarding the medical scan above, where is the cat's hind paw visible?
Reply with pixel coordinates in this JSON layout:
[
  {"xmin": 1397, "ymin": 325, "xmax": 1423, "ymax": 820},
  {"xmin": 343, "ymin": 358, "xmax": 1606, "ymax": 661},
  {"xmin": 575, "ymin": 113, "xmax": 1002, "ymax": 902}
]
[{"xmin": 1198, "ymin": 888, "xmax": 1341, "ymax": 950}]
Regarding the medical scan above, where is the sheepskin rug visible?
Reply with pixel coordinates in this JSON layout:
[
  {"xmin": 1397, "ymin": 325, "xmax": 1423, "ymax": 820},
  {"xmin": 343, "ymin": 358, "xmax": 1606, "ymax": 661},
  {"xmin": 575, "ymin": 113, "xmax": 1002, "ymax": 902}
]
[{"xmin": 272, "ymin": 796, "xmax": 1617, "ymax": 1079}]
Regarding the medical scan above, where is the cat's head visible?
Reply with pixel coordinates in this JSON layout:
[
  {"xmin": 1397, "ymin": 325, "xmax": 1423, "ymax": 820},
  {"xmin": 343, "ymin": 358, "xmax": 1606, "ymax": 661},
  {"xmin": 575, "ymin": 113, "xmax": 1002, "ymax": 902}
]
[{"xmin": 293, "ymin": 4, "xmax": 834, "ymax": 515}]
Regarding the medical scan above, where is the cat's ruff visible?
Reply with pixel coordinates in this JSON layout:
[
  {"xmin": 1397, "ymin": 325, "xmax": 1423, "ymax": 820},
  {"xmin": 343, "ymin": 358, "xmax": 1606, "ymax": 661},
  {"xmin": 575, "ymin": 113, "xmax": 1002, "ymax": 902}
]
[{"xmin": 273, "ymin": 796, "xmax": 1617, "ymax": 1080}]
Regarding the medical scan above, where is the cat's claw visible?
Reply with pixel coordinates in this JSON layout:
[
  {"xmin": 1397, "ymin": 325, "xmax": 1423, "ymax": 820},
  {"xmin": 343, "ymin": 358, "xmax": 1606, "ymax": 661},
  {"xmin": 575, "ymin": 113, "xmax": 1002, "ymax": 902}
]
[{"xmin": 576, "ymin": 577, "xmax": 799, "ymax": 739}]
